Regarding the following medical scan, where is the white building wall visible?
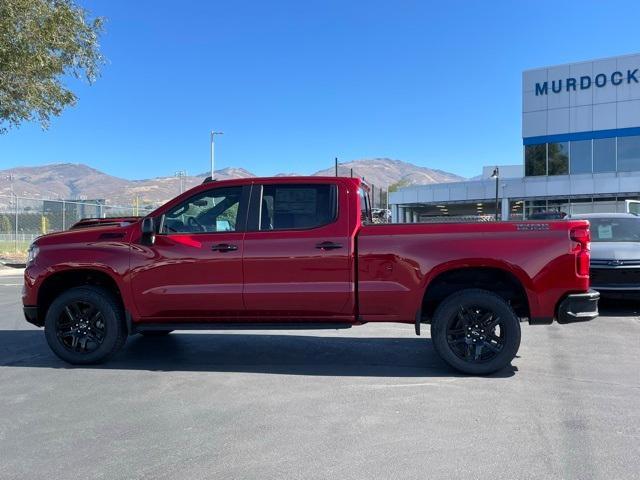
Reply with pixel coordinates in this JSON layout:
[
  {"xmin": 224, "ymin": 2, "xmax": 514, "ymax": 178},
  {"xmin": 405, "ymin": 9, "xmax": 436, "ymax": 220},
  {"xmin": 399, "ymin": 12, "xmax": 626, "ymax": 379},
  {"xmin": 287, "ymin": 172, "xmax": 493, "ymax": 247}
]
[
  {"xmin": 523, "ymin": 53, "xmax": 640, "ymax": 138},
  {"xmin": 389, "ymin": 171, "xmax": 640, "ymax": 206}
]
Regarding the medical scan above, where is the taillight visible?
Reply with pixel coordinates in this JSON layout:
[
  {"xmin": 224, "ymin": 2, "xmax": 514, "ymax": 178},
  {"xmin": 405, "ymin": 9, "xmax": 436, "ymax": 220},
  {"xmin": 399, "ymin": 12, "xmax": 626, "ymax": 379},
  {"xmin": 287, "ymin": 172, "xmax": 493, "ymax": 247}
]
[
  {"xmin": 570, "ymin": 226, "xmax": 591, "ymax": 277},
  {"xmin": 570, "ymin": 226, "xmax": 590, "ymax": 245}
]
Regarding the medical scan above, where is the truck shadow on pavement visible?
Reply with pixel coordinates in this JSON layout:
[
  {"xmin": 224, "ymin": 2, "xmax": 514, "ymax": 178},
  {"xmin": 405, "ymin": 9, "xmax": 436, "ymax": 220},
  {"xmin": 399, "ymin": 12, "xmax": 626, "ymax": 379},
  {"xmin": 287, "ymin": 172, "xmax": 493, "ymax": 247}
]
[{"xmin": 0, "ymin": 330, "xmax": 516, "ymax": 378}]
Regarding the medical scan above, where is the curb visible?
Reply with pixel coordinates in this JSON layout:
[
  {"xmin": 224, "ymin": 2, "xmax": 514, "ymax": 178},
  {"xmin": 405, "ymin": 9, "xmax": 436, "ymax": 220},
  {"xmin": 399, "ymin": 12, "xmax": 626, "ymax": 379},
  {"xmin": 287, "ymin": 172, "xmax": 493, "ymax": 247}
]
[{"xmin": 0, "ymin": 262, "xmax": 27, "ymax": 269}]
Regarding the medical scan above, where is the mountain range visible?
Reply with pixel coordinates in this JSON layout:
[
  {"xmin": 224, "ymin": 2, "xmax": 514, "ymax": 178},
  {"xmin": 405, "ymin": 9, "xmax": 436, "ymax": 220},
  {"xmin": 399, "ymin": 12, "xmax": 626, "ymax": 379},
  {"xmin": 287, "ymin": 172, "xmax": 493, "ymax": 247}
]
[{"xmin": 0, "ymin": 159, "xmax": 464, "ymax": 207}]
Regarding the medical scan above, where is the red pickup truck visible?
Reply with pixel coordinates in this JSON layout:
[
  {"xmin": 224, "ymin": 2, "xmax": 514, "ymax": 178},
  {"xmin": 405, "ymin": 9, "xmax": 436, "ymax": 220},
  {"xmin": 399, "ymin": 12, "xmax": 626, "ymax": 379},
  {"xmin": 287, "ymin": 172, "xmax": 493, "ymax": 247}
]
[{"xmin": 22, "ymin": 176, "xmax": 599, "ymax": 374}]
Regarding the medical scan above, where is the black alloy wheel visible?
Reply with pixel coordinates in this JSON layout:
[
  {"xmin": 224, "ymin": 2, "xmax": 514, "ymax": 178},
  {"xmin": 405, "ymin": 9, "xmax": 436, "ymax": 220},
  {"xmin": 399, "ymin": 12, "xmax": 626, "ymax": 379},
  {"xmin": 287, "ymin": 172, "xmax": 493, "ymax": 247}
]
[
  {"xmin": 55, "ymin": 300, "xmax": 106, "ymax": 353},
  {"xmin": 44, "ymin": 286, "xmax": 128, "ymax": 365},
  {"xmin": 430, "ymin": 289, "xmax": 521, "ymax": 375},
  {"xmin": 446, "ymin": 305, "xmax": 505, "ymax": 363}
]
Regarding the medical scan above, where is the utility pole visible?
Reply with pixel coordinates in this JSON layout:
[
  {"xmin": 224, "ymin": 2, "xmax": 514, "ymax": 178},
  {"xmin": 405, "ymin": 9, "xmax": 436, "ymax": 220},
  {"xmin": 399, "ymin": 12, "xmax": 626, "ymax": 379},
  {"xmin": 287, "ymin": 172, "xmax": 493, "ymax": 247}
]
[
  {"xmin": 175, "ymin": 170, "xmax": 187, "ymax": 194},
  {"xmin": 334, "ymin": 157, "xmax": 338, "ymax": 177},
  {"xmin": 4, "ymin": 175, "xmax": 18, "ymax": 249},
  {"xmin": 385, "ymin": 188, "xmax": 389, "ymax": 222},
  {"xmin": 210, "ymin": 131, "xmax": 224, "ymax": 179}
]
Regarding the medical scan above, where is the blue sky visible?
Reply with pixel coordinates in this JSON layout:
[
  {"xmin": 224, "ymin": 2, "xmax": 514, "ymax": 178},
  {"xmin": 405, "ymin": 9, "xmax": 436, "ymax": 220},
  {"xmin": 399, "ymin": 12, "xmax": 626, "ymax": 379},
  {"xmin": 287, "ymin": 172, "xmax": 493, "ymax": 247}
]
[{"xmin": 2, "ymin": 0, "xmax": 640, "ymax": 179}]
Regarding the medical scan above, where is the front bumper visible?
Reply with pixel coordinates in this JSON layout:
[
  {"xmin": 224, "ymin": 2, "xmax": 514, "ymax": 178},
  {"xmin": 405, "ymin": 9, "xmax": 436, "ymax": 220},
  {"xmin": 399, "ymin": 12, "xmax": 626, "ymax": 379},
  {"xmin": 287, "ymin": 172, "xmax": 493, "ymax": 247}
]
[
  {"xmin": 556, "ymin": 290, "xmax": 600, "ymax": 324},
  {"xmin": 23, "ymin": 306, "xmax": 43, "ymax": 327}
]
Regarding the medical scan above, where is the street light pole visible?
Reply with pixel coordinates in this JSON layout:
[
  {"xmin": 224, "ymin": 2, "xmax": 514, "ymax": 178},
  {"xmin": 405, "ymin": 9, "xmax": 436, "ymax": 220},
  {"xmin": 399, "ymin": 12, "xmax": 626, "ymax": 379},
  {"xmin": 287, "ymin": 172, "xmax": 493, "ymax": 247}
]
[
  {"xmin": 210, "ymin": 131, "xmax": 224, "ymax": 179},
  {"xmin": 491, "ymin": 167, "xmax": 500, "ymax": 221},
  {"xmin": 175, "ymin": 170, "xmax": 187, "ymax": 194}
]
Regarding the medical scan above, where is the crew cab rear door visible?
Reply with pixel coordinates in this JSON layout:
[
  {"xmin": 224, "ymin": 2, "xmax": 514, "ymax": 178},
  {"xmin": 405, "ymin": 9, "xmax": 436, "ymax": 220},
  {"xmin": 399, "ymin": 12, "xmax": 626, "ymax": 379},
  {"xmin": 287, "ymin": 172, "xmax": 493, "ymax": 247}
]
[
  {"xmin": 129, "ymin": 185, "xmax": 249, "ymax": 320},
  {"xmin": 242, "ymin": 181, "xmax": 354, "ymax": 320}
]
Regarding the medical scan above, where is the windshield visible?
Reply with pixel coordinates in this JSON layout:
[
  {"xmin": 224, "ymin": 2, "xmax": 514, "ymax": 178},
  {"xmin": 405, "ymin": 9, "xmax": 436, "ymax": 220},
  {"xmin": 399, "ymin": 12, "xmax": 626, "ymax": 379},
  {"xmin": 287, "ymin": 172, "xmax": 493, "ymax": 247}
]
[{"xmin": 589, "ymin": 217, "xmax": 640, "ymax": 242}]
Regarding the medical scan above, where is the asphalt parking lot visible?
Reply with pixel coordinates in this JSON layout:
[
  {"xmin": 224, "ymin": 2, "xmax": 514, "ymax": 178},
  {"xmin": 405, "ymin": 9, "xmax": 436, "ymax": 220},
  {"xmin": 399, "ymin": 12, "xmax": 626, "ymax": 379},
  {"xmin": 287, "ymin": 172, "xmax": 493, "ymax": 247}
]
[{"xmin": 0, "ymin": 268, "xmax": 639, "ymax": 480}]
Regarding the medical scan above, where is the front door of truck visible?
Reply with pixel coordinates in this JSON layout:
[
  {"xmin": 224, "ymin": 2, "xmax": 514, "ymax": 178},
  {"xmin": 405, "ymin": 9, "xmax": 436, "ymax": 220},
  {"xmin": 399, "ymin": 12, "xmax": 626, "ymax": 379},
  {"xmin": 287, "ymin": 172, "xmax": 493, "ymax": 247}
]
[
  {"xmin": 129, "ymin": 185, "xmax": 248, "ymax": 320},
  {"xmin": 242, "ymin": 181, "xmax": 354, "ymax": 320}
]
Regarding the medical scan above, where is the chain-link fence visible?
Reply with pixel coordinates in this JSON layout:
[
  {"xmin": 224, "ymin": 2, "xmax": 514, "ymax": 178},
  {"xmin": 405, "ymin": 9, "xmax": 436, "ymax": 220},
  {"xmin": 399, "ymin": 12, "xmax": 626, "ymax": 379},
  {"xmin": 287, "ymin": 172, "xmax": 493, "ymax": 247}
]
[{"xmin": 0, "ymin": 195, "xmax": 154, "ymax": 259}]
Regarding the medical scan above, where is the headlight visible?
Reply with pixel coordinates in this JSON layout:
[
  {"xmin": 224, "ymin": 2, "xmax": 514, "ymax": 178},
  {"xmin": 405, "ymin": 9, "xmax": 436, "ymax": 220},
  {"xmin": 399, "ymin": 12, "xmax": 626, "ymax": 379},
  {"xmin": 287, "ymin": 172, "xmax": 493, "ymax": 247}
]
[{"xmin": 26, "ymin": 244, "xmax": 39, "ymax": 265}]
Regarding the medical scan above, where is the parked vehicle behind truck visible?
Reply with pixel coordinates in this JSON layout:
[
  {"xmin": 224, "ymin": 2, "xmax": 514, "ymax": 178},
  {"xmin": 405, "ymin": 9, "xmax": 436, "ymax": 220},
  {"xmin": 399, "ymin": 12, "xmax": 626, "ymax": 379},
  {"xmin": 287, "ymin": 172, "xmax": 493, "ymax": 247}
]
[
  {"xmin": 569, "ymin": 213, "xmax": 640, "ymax": 297},
  {"xmin": 23, "ymin": 176, "xmax": 599, "ymax": 374}
]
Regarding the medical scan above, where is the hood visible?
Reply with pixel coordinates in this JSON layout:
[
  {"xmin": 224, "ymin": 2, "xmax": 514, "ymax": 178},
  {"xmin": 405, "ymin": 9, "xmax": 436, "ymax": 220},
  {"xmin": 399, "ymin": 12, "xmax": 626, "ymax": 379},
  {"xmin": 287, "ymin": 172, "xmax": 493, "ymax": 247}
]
[
  {"xmin": 70, "ymin": 217, "xmax": 142, "ymax": 230},
  {"xmin": 35, "ymin": 221, "xmax": 136, "ymax": 246},
  {"xmin": 590, "ymin": 241, "xmax": 640, "ymax": 261}
]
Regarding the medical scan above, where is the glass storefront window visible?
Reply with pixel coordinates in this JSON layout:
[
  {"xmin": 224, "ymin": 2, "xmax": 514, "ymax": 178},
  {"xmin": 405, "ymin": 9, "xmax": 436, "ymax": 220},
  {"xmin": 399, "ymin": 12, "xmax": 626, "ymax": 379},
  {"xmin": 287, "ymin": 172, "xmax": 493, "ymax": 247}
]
[
  {"xmin": 548, "ymin": 198, "xmax": 570, "ymax": 217},
  {"xmin": 617, "ymin": 135, "xmax": 640, "ymax": 172},
  {"xmin": 570, "ymin": 140, "xmax": 592, "ymax": 174},
  {"xmin": 548, "ymin": 142, "xmax": 569, "ymax": 175},
  {"xmin": 524, "ymin": 199, "xmax": 547, "ymax": 219},
  {"xmin": 524, "ymin": 144, "xmax": 547, "ymax": 176},
  {"xmin": 569, "ymin": 198, "xmax": 594, "ymax": 215},
  {"xmin": 509, "ymin": 200, "xmax": 524, "ymax": 220},
  {"xmin": 592, "ymin": 197, "xmax": 618, "ymax": 213},
  {"xmin": 593, "ymin": 137, "xmax": 616, "ymax": 173}
]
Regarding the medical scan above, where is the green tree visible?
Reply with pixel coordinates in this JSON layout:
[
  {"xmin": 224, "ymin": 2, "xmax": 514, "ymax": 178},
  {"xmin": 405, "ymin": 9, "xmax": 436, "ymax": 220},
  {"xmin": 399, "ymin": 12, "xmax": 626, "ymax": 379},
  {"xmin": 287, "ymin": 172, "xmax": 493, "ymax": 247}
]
[
  {"xmin": 388, "ymin": 179, "xmax": 410, "ymax": 193},
  {"xmin": 0, "ymin": 0, "xmax": 104, "ymax": 133}
]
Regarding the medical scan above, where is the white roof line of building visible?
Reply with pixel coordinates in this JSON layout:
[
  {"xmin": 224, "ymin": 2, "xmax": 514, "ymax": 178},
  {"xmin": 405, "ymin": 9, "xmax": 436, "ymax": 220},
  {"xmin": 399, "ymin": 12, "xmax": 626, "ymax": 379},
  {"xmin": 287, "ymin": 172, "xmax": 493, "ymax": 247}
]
[
  {"xmin": 389, "ymin": 171, "xmax": 640, "ymax": 205},
  {"xmin": 522, "ymin": 51, "xmax": 640, "ymax": 73}
]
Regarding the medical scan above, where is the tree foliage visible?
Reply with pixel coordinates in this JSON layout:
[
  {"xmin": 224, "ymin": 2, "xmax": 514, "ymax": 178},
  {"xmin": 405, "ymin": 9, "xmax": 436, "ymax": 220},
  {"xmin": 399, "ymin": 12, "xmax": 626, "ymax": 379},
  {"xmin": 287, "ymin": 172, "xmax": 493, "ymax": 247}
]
[
  {"xmin": 0, "ymin": 0, "xmax": 104, "ymax": 133},
  {"xmin": 388, "ymin": 179, "xmax": 410, "ymax": 192}
]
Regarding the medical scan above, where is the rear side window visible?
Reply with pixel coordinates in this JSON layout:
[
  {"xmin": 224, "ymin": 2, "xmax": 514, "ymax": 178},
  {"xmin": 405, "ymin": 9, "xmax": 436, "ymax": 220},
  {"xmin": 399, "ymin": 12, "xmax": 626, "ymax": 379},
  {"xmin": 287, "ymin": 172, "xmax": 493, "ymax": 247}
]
[
  {"xmin": 359, "ymin": 187, "xmax": 372, "ymax": 224},
  {"xmin": 259, "ymin": 184, "xmax": 336, "ymax": 231}
]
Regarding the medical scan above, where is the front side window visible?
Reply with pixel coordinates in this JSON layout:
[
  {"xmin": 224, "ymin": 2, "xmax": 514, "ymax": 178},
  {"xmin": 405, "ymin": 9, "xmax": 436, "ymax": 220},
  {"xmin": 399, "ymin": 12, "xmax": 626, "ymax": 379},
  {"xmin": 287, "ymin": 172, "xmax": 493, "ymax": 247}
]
[
  {"xmin": 259, "ymin": 184, "xmax": 336, "ymax": 231},
  {"xmin": 162, "ymin": 186, "xmax": 242, "ymax": 233}
]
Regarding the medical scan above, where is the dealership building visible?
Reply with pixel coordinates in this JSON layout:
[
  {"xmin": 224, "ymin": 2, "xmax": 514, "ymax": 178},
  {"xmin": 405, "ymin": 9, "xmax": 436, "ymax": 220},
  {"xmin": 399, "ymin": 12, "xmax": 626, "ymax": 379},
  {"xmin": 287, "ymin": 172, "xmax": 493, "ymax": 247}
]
[{"xmin": 389, "ymin": 52, "xmax": 640, "ymax": 222}]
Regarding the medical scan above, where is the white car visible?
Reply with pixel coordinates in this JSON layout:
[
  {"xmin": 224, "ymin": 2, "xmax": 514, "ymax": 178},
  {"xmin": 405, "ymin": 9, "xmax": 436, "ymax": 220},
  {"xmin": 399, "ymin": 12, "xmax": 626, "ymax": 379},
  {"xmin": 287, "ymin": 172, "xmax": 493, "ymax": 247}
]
[{"xmin": 570, "ymin": 213, "xmax": 640, "ymax": 297}]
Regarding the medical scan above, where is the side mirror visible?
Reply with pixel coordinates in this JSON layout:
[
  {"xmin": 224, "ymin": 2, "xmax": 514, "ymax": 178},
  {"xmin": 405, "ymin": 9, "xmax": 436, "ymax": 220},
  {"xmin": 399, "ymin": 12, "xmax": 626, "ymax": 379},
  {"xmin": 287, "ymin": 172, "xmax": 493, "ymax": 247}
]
[{"xmin": 141, "ymin": 217, "xmax": 156, "ymax": 245}]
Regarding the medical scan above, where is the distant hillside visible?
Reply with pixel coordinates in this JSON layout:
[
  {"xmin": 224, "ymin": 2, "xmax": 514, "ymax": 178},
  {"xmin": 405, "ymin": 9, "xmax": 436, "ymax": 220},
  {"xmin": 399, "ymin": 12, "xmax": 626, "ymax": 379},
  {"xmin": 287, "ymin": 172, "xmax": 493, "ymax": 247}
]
[
  {"xmin": 0, "ymin": 159, "xmax": 464, "ymax": 208},
  {"xmin": 0, "ymin": 164, "xmax": 131, "ymax": 201},
  {"xmin": 0, "ymin": 164, "xmax": 254, "ymax": 207},
  {"xmin": 311, "ymin": 158, "xmax": 463, "ymax": 188}
]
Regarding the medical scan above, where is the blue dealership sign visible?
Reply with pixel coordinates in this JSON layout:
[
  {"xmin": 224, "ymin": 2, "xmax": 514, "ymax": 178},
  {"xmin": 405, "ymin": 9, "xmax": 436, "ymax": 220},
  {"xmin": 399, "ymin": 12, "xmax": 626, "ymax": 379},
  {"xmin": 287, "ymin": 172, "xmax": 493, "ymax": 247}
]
[{"xmin": 535, "ymin": 69, "xmax": 638, "ymax": 95}]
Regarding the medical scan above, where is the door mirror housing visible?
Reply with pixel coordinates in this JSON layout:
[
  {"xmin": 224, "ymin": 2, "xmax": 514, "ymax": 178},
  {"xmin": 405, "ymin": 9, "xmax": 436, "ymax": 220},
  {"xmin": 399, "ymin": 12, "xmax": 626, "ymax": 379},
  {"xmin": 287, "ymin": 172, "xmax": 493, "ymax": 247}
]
[{"xmin": 141, "ymin": 217, "xmax": 156, "ymax": 245}]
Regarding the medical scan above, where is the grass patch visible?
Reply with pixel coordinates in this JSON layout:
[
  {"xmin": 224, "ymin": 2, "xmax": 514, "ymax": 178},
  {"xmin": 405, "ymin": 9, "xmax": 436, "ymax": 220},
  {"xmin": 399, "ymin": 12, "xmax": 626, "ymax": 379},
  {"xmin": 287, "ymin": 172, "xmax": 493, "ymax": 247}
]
[{"xmin": 0, "ymin": 241, "xmax": 29, "ymax": 263}]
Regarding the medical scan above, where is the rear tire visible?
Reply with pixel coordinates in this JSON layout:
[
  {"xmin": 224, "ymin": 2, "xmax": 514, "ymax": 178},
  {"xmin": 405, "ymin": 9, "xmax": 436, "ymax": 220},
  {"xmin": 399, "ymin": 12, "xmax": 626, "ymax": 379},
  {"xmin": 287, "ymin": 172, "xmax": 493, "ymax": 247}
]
[
  {"xmin": 44, "ymin": 286, "xmax": 127, "ymax": 365},
  {"xmin": 430, "ymin": 289, "xmax": 521, "ymax": 375}
]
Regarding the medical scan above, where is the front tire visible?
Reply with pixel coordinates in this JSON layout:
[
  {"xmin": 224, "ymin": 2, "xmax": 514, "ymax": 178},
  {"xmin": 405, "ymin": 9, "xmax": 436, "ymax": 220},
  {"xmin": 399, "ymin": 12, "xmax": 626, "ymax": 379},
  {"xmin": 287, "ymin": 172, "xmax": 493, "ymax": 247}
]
[
  {"xmin": 44, "ymin": 286, "xmax": 127, "ymax": 365},
  {"xmin": 430, "ymin": 289, "xmax": 521, "ymax": 375}
]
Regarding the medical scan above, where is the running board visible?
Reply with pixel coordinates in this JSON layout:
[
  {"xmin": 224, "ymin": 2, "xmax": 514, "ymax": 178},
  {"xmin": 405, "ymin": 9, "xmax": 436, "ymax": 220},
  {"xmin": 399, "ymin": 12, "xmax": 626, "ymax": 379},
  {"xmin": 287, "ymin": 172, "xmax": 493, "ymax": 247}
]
[{"xmin": 133, "ymin": 322, "xmax": 354, "ymax": 333}]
